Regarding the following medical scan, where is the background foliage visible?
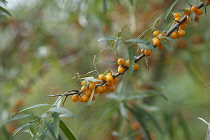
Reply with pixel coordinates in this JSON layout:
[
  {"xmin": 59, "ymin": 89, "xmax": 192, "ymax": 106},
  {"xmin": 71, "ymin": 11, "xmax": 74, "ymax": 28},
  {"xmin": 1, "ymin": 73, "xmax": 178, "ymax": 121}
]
[{"xmin": 0, "ymin": 0, "xmax": 210, "ymax": 140}]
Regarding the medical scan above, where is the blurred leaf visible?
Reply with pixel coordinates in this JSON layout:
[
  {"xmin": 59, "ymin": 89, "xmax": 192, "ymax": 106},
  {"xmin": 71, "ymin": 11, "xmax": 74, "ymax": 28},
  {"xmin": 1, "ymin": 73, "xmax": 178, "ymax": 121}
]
[
  {"xmin": 160, "ymin": 39, "xmax": 174, "ymax": 51},
  {"xmin": 141, "ymin": 90, "xmax": 168, "ymax": 100},
  {"xmin": 11, "ymin": 123, "xmax": 34, "ymax": 137},
  {"xmin": 190, "ymin": 11, "xmax": 195, "ymax": 21},
  {"xmin": 13, "ymin": 104, "xmax": 50, "ymax": 117},
  {"xmin": 1, "ymin": 114, "xmax": 31, "ymax": 126},
  {"xmin": 128, "ymin": 46, "xmax": 134, "ymax": 75},
  {"xmin": 0, "ymin": 6, "xmax": 11, "ymax": 16},
  {"xmin": 126, "ymin": 105, "xmax": 151, "ymax": 140},
  {"xmin": 52, "ymin": 112, "xmax": 60, "ymax": 139},
  {"xmin": 44, "ymin": 120, "xmax": 56, "ymax": 139},
  {"xmin": 136, "ymin": 40, "xmax": 154, "ymax": 51},
  {"xmin": 173, "ymin": 9, "xmax": 189, "ymax": 13},
  {"xmin": 159, "ymin": 36, "xmax": 175, "ymax": 44},
  {"xmin": 137, "ymin": 28, "xmax": 151, "ymax": 39},
  {"xmin": 98, "ymin": 38, "xmax": 116, "ymax": 42},
  {"xmin": 112, "ymin": 131, "xmax": 123, "ymax": 138},
  {"xmin": 152, "ymin": 14, "xmax": 164, "ymax": 28},
  {"xmin": 48, "ymin": 107, "xmax": 80, "ymax": 118},
  {"xmin": 60, "ymin": 120, "xmax": 77, "ymax": 140},
  {"xmin": 106, "ymin": 93, "xmax": 119, "ymax": 100},
  {"xmin": 129, "ymin": 0, "xmax": 134, "ymax": 5},
  {"xmin": 150, "ymin": 12, "xmax": 158, "ymax": 26},
  {"xmin": 126, "ymin": 38, "xmax": 147, "ymax": 44},
  {"xmin": 103, "ymin": 0, "xmax": 107, "ymax": 14},
  {"xmin": 132, "ymin": 104, "xmax": 162, "ymax": 134},
  {"xmin": 177, "ymin": 112, "xmax": 190, "ymax": 140},
  {"xmin": 119, "ymin": 103, "xmax": 127, "ymax": 120},
  {"xmin": 96, "ymin": 61, "xmax": 118, "ymax": 64},
  {"xmin": 52, "ymin": 96, "xmax": 63, "ymax": 108},
  {"xmin": 115, "ymin": 40, "xmax": 121, "ymax": 57},
  {"xmin": 164, "ymin": 0, "xmax": 179, "ymax": 21}
]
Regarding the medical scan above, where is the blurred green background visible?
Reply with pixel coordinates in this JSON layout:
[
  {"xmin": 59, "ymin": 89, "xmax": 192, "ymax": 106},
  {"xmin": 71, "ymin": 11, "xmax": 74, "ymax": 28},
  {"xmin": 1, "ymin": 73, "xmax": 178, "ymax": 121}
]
[{"xmin": 0, "ymin": 0, "xmax": 210, "ymax": 140}]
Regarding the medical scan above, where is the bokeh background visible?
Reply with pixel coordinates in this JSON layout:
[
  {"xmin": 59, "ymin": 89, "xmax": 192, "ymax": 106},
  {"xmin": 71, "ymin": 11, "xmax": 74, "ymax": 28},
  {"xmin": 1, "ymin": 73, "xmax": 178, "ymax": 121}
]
[{"xmin": 0, "ymin": 0, "xmax": 210, "ymax": 140}]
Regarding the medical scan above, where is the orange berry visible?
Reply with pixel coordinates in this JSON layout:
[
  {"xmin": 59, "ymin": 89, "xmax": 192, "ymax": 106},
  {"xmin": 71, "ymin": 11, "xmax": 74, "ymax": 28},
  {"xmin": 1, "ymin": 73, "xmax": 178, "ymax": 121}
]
[
  {"xmin": 178, "ymin": 29, "xmax": 185, "ymax": 37},
  {"xmin": 94, "ymin": 88, "xmax": 98, "ymax": 94},
  {"xmin": 195, "ymin": 14, "xmax": 199, "ymax": 21},
  {"xmin": 92, "ymin": 95, "xmax": 96, "ymax": 100},
  {"xmin": 179, "ymin": 23, "xmax": 186, "ymax": 30},
  {"xmin": 158, "ymin": 33, "xmax": 166, "ymax": 40},
  {"xmin": 184, "ymin": 9, "xmax": 190, "ymax": 16},
  {"xmin": 197, "ymin": 9, "xmax": 203, "ymax": 15},
  {"xmin": 141, "ymin": 49, "xmax": 145, "ymax": 53},
  {"xmin": 174, "ymin": 17, "xmax": 181, "ymax": 23},
  {"xmin": 144, "ymin": 49, "xmax": 152, "ymax": 56},
  {"xmin": 97, "ymin": 86, "xmax": 104, "ymax": 93},
  {"xmin": 118, "ymin": 66, "xmax": 125, "ymax": 74},
  {"xmin": 108, "ymin": 85, "xmax": 115, "ymax": 92},
  {"xmin": 117, "ymin": 58, "xmax": 125, "ymax": 65},
  {"xmin": 81, "ymin": 86, "xmax": 86, "ymax": 92},
  {"xmin": 191, "ymin": 6, "xmax": 198, "ymax": 13},
  {"xmin": 82, "ymin": 95, "xmax": 89, "ymax": 102},
  {"xmin": 72, "ymin": 95, "xmax": 79, "ymax": 102},
  {"xmin": 85, "ymin": 89, "xmax": 92, "ymax": 96},
  {"xmin": 152, "ymin": 37, "xmax": 161, "ymax": 46},
  {"xmin": 81, "ymin": 80, "xmax": 86, "ymax": 86},
  {"xmin": 89, "ymin": 82, "xmax": 95, "ymax": 90},
  {"xmin": 106, "ymin": 75, "xmax": 113, "ymax": 82},
  {"xmin": 133, "ymin": 63, "xmax": 139, "ymax": 71},
  {"xmin": 125, "ymin": 60, "xmax": 130, "ymax": 67},
  {"xmin": 170, "ymin": 31, "xmax": 178, "ymax": 39},
  {"xmin": 173, "ymin": 13, "xmax": 181, "ymax": 18},
  {"xmin": 102, "ymin": 84, "xmax": 108, "ymax": 92},
  {"xmin": 112, "ymin": 77, "xmax": 118, "ymax": 84},
  {"xmin": 207, "ymin": 1, "xmax": 210, "ymax": 5},
  {"xmin": 98, "ymin": 74, "xmax": 104, "ymax": 80},
  {"xmin": 153, "ymin": 30, "xmax": 160, "ymax": 37},
  {"xmin": 106, "ymin": 81, "xmax": 113, "ymax": 85},
  {"xmin": 79, "ymin": 96, "xmax": 84, "ymax": 102},
  {"xmin": 157, "ymin": 44, "xmax": 164, "ymax": 50}
]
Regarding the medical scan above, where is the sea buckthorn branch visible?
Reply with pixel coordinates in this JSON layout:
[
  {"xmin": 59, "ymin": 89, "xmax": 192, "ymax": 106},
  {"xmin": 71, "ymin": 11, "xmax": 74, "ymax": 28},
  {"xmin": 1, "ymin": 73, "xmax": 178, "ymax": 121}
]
[{"xmin": 47, "ymin": 1, "xmax": 209, "ymax": 105}]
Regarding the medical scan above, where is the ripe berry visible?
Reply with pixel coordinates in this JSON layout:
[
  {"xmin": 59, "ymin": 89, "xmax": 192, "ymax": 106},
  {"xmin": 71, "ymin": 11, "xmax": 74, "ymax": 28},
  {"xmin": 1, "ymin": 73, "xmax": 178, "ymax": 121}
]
[
  {"xmin": 85, "ymin": 89, "xmax": 92, "ymax": 96},
  {"xmin": 112, "ymin": 78, "xmax": 118, "ymax": 84},
  {"xmin": 144, "ymin": 49, "xmax": 152, "ymax": 56},
  {"xmin": 106, "ymin": 81, "xmax": 113, "ymax": 85},
  {"xmin": 72, "ymin": 95, "xmax": 79, "ymax": 102},
  {"xmin": 158, "ymin": 33, "xmax": 166, "ymax": 40},
  {"xmin": 79, "ymin": 96, "xmax": 84, "ymax": 102},
  {"xmin": 82, "ymin": 95, "xmax": 89, "ymax": 102},
  {"xmin": 174, "ymin": 17, "xmax": 181, "ymax": 23},
  {"xmin": 94, "ymin": 88, "xmax": 98, "ymax": 94},
  {"xmin": 197, "ymin": 9, "xmax": 203, "ymax": 15},
  {"xmin": 152, "ymin": 37, "xmax": 161, "ymax": 46},
  {"xmin": 141, "ymin": 49, "xmax": 145, "ymax": 53},
  {"xmin": 184, "ymin": 9, "xmax": 190, "ymax": 16},
  {"xmin": 125, "ymin": 60, "xmax": 130, "ymax": 67},
  {"xmin": 157, "ymin": 44, "xmax": 164, "ymax": 50},
  {"xmin": 81, "ymin": 80, "xmax": 86, "ymax": 86},
  {"xmin": 106, "ymin": 75, "xmax": 113, "ymax": 82},
  {"xmin": 98, "ymin": 74, "xmax": 104, "ymax": 80},
  {"xmin": 89, "ymin": 82, "xmax": 95, "ymax": 90},
  {"xmin": 179, "ymin": 23, "xmax": 186, "ymax": 30},
  {"xmin": 117, "ymin": 58, "xmax": 125, "ymax": 65},
  {"xmin": 118, "ymin": 66, "xmax": 125, "ymax": 74},
  {"xmin": 97, "ymin": 86, "xmax": 104, "ymax": 93},
  {"xmin": 178, "ymin": 29, "xmax": 185, "ymax": 37},
  {"xmin": 108, "ymin": 85, "xmax": 115, "ymax": 92},
  {"xmin": 92, "ymin": 95, "xmax": 96, "ymax": 100},
  {"xmin": 102, "ymin": 84, "xmax": 108, "ymax": 92},
  {"xmin": 133, "ymin": 63, "xmax": 139, "ymax": 71},
  {"xmin": 173, "ymin": 13, "xmax": 181, "ymax": 18},
  {"xmin": 170, "ymin": 31, "xmax": 178, "ymax": 39},
  {"xmin": 153, "ymin": 30, "xmax": 160, "ymax": 37},
  {"xmin": 81, "ymin": 86, "xmax": 86, "ymax": 92},
  {"xmin": 191, "ymin": 6, "xmax": 198, "ymax": 13}
]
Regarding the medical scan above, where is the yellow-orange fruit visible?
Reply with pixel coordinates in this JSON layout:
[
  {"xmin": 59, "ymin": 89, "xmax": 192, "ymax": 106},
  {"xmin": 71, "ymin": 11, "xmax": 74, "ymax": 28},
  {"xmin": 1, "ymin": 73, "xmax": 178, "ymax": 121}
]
[
  {"xmin": 125, "ymin": 60, "xmax": 130, "ymax": 67},
  {"xmin": 72, "ymin": 95, "xmax": 79, "ymax": 102},
  {"xmin": 102, "ymin": 84, "xmax": 108, "ymax": 92},
  {"xmin": 144, "ymin": 50, "xmax": 152, "ymax": 56},
  {"xmin": 89, "ymin": 82, "xmax": 95, "ymax": 90},
  {"xmin": 178, "ymin": 29, "xmax": 185, "ymax": 37},
  {"xmin": 108, "ymin": 85, "xmax": 115, "ymax": 92},
  {"xmin": 173, "ymin": 13, "xmax": 181, "ymax": 18},
  {"xmin": 157, "ymin": 44, "xmax": 164, "ymax": 50},
  {"xmin": 79, "ymin": 96, "xmax": 84, "ymax": 102},
  {"xmin": 98, "ymin": 74, "xmax": 104, "ymax": 80},
  {"xmin": 141, "ymin": 49, "xmax": 145, "ymax": 53},
  {"xmin": 81, "ymin": 80, "xmax": 86, "ymax": 86},
  {"xmin": 112, "ymin": 78, "xmax": 118, "ymax": 84},
  {"xmin": 97, "ymin": 86, "xmax": 104, "ymax": 93},
  {"xmin": 184, "ymin": 9, "xmax": 190, "ymax": 16},
  {"xmin": 118, "ymin": 66, "xmax": 125, "ymax": 74},
  {"xmin": 117, "ymin": 58, "xmax": 125, "ymax": 65},
  {"xmin": 85, "ymin": 89, "xmax": 92, "ymax": 96},
  {"xmin": 179, "ymin": 23, "xmax": 186, "ymax": 30},
  {"xmin": 133, "ymin": 63, "xmax": 139, "ymax": 71},
  {"xmin": 81, "ymin": 86, "xmax": 86, "ymax": 92},
  {"xmin": 153, "ymin": 30, "xmax": 160, "ymax": 37},
  {"xmin": 152, "ymin": 37, "xmax": 161, "ymax": 46},
  {"xmin": 106, "ymin": 75, "xmax": 113, "ymax": 82},
  {"xmin": 197, "ymin": 9, "xmax": 203, "ymax": 15},
  {"xmin": 82, "ymin": 95, "xmax": 90, "ymax": 102},
  {"xmin": 191, "ymin": 6, "xmax": 198, "ymax": 13},
  {"xmin": 170, "ymin": 31, "xmax": 178, "ymax": 39}
]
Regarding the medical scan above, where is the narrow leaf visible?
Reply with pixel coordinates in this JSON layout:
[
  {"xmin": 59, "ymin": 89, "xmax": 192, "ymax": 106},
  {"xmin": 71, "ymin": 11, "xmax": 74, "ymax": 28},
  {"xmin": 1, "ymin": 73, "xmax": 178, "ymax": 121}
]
[
  {"xmin": 115, "ymin": 40, "xmax": 121, "ymax": 57},
  {"xmin": 0, "ymin": 6, "xmax": 11, "ymax": 16},
  {"xmin": 137, "ymin": 28, "xmax": 151, "ymax": 39},
  {"xmin": 190, "ymin": 11, "xmax": 195, "ymax": 21},
  {"xmin": 1, "ymin": 114, "xmax": 31, "ymax": 126},
  {"xmin": 60, "ymin": 120, "xmax": 77, "ymax": 140},
  {"xmin": 96, "ymin": 61, "xmax": 118, "ymax": 64},
  {"xmin": 159, "ymin": 36, "xmax": 175, "ymax": 44},
  {"xmin": 152, "ymin": 14, "xmax": 164, "ymax": 28},
  {"xmin": 164, "ymin": 0, "xmax": 179, "ymax": 21},
  {"xmin": 11, "ymin": 123, "xmax": 34, "ymax": 137},
  {"xmin": 160, "ymin": 39, "xmax": 174, "ymax": 51},
  {"xmin": 44, "ymin": 120, "xmax": 56, "ymax": 139},
  {"xmin": 48, "ymin": 107, "xmax": 79, "ymax": 118},
  {"xmin": 128, "ymin": 47, "xmax": 134, "ymax": 75},
  {"xmin": 98, "ymin": 38, "xmax": 115, "ymax": 42},
  {"xmin": 13, "ymin": 104, "xmax": 50, "ymax": 117},
  {"xmin": 119, "ymin": 103, "xmax": 127, "ymax": 120},
  {"xmin": 53, "ymin": 113, "xmax": 60, "ymax": 139}
]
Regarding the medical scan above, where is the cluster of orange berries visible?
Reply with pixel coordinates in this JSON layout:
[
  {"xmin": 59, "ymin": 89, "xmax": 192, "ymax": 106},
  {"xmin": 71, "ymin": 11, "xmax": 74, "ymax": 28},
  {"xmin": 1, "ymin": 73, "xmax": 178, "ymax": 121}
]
[
  {"xmin": 72, "ymin": 73, "xmax": 118, "ymax": 102},
  {"xmin": 200, "ymin": 0, "xmax": 210, "ymax": 5},
  {"xmin": 71, "ymin": 58, "xmax": 140, "ymax": 102}
]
